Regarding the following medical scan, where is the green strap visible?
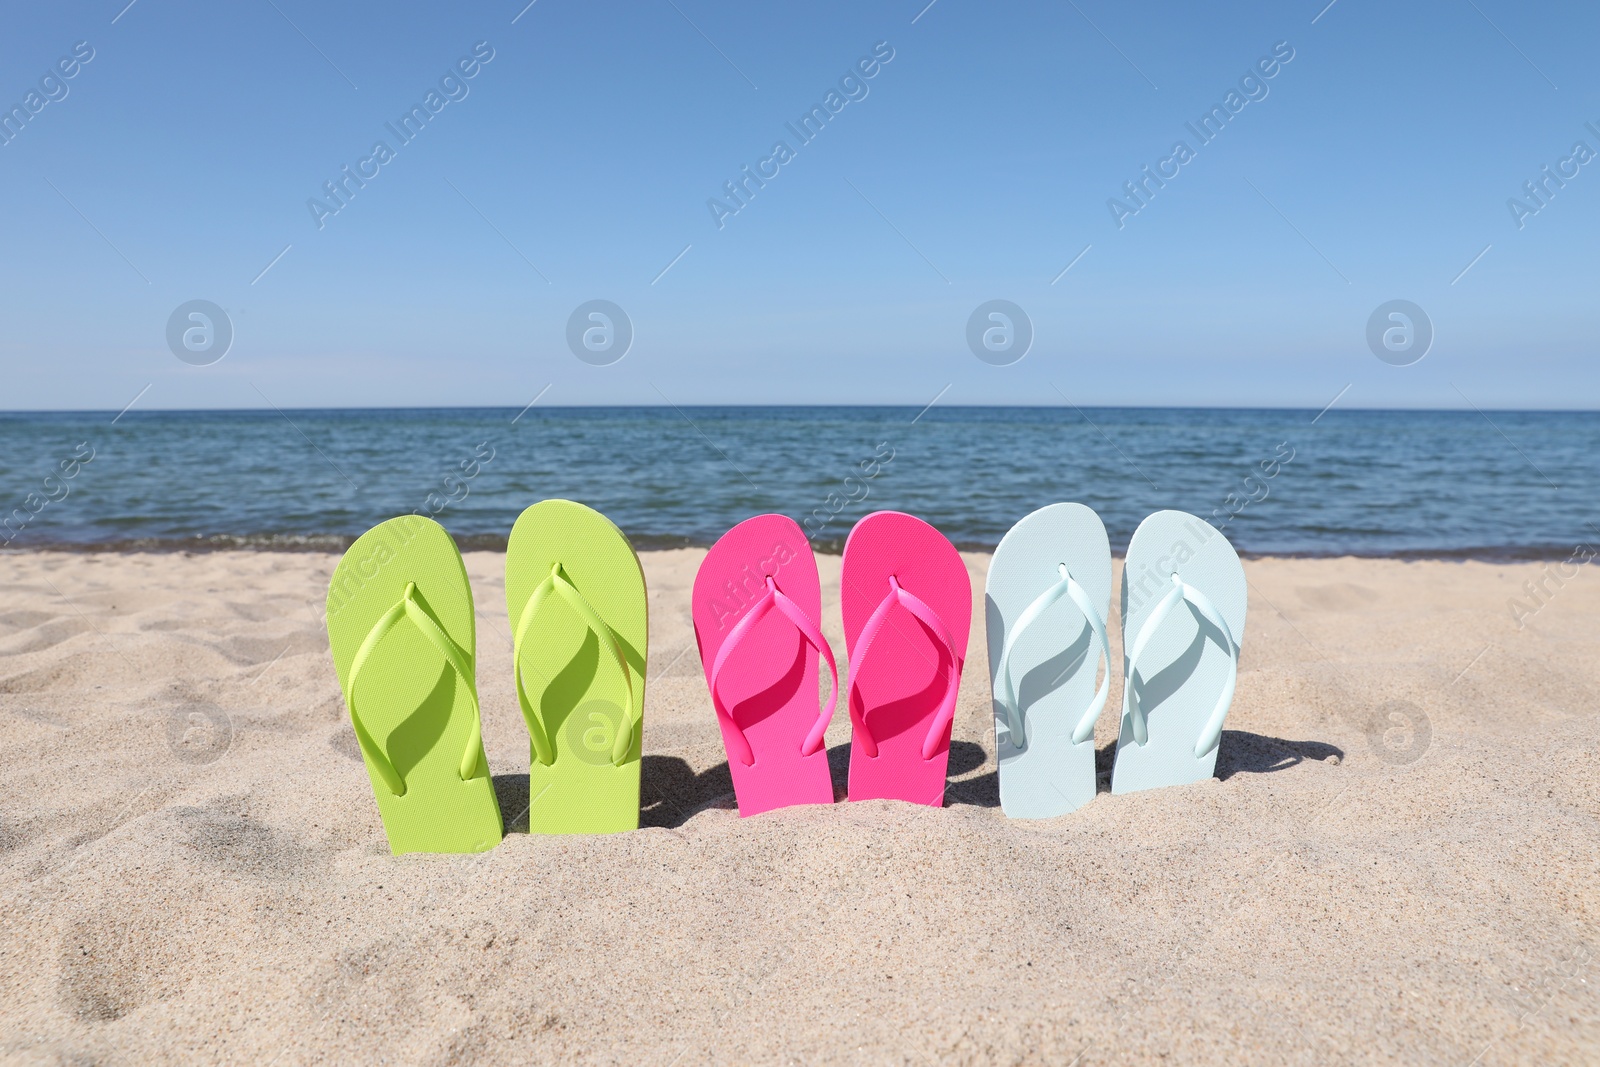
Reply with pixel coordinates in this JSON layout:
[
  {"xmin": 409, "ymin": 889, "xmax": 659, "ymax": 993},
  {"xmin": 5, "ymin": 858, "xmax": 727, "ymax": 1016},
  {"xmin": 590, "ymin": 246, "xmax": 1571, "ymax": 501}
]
[
  {"xmin": 344, "ymin": 582, "xmax": 484, "ymax": 797},
  {"xmin": 513, "ymin": 563, "xmax": 637, "ymax": 767}
]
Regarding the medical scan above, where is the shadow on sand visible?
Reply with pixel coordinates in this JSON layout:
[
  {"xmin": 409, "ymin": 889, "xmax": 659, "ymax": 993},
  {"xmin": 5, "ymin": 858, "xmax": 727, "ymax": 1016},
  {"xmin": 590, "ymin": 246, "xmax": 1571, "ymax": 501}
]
[{"xmin": 495, "ymin": 728, "xmax": 1342, "ymax": 830}]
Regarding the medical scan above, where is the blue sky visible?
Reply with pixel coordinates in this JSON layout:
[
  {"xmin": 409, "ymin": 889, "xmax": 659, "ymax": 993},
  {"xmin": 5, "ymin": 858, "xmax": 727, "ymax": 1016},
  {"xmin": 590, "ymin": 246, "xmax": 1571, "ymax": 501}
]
[{"xmin": 2, "ymin": 0, "xmax": 1597, "ymax": 410}]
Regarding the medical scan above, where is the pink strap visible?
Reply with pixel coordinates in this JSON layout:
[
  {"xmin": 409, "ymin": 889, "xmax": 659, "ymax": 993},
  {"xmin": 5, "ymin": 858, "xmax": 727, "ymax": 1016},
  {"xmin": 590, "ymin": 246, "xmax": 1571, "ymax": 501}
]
[
  {"xmin": 846, "ymin": 575, "xmax": 962, "ymax": 761},
  {"xmin": 708, "ymin": 575, "xmax": 838, "ymax": 767}
]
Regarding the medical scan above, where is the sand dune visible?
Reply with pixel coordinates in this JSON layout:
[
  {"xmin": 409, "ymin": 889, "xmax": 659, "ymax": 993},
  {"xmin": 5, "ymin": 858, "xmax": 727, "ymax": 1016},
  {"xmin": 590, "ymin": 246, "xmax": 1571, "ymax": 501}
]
[{"xmin": 0, "ymin": 548, "xmax": 1595, "ymax": 1064}]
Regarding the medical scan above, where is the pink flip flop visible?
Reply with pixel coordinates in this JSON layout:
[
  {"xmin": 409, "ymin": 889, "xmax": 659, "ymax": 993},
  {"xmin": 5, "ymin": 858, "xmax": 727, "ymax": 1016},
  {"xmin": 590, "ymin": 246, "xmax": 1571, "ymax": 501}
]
[
  {"xmin": 841, "ymin": 511, "xmax": 972, "ymax": 807},
  {"xmin": 693, "ymin": 514, "xmax": 839, "ymax": 816}
]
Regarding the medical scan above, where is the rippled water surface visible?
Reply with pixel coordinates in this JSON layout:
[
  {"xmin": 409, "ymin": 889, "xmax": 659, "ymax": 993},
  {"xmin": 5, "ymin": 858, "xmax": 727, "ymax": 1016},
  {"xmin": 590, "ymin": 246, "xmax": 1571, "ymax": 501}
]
[{"xmin": 0, "ymin": 407, "xmax": 1594, "ymax": 557}]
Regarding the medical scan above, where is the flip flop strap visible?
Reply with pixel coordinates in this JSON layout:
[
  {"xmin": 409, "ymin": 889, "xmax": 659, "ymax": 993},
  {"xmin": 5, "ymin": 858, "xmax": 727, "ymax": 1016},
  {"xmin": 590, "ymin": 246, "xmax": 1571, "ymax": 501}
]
[
  {"xmin": 847, "ymin": 576, "xmax": 962, "ymax": 761},
  {"xmin": 514, "ymin": 563, "xmax": 637, "ymax": 767},
  {"xmin": 994, "ymin": 564, "xmax": 1111, "ymax": 748},
  {"xmin": 708, "ymin": 576, "xmax": 839, "ymax": 767},
  {"xmin": 1123, "ymin": 573, "xmax": 1239, "ymax": 757},
  {"xmin": 344, "ymin": 582, "xmax": 484, "ymax": 797}
]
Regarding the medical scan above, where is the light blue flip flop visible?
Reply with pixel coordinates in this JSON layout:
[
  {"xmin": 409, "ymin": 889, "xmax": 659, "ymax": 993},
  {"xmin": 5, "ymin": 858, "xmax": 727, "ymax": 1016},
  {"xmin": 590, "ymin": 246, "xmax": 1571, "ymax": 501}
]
[
  {"xmin": 1111, "ymin": 510, "xmax": 1246, "ymax": 794},
  {"xmin": 985, "ymin": 503, "xmax": 1113, "ymax": 818}
]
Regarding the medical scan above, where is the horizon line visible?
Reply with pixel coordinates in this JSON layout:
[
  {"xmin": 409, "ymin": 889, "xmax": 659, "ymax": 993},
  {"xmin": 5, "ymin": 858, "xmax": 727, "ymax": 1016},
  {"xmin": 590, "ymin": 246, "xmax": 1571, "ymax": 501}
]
[{"xmin": 2, "ymin": 402, "xmax": 1599, "ymax": 416}]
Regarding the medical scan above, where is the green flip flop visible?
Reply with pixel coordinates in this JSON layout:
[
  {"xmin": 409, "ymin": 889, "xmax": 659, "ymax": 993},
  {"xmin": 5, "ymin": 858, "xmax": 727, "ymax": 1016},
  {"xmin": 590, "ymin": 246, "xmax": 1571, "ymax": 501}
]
[
  {"xmin": 506, "ymin": 500, "xmax": 647, "ymax": 834},
  {"xmin": 326, "ymin": 515, "xmax": 502, "ymax": 855}
]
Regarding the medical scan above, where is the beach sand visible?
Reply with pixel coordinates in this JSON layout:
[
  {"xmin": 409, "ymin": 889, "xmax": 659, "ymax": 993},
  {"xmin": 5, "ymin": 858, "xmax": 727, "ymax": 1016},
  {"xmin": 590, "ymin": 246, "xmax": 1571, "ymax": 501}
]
[{"xmin": 0, "ymin": 548, "xmax": 1595, "ymax": 1065}]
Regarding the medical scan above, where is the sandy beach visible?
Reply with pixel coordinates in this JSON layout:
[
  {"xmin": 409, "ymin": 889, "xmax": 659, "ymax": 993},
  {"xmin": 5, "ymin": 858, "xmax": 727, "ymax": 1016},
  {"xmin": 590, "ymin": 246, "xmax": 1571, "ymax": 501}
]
[{"xmin": 0, "ymin": 547, "xmax": 1594, "ymax": 1065}]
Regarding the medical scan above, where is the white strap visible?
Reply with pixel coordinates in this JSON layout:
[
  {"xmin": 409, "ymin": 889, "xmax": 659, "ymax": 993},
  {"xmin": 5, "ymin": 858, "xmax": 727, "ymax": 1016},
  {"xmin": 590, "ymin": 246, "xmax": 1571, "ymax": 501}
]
[
  {"xmin": 1123, "ymin": 572, "xmax": 1239, "ymax": 758},
  {"xmin": 993, "ymin": 564, "xmax": 1111, "ymax": 750}
]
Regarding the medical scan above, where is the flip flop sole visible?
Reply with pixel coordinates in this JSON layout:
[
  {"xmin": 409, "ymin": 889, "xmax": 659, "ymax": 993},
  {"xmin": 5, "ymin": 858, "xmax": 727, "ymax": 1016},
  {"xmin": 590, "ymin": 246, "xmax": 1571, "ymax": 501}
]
[
  {"xmin": 1112, "ymin": 510, "xmax": 1247, "ymax": 794},
  {"xmin": 508, "ymin": 500, "xmax": 647, "ymax": 834},
  {"xmin": 842, "ymin": 511, "xmax": 972, "ymax": 807},
  {"xmin": 986, "ymin": 503, "xmax": 1112, "ymax": 818},
  {"xmin": 693, "ymin": 515, "xmax": 834, "ymax": 816},
  {"xmin": 326, "ymin": 515, "xmax": 502, "ymax": 855}
]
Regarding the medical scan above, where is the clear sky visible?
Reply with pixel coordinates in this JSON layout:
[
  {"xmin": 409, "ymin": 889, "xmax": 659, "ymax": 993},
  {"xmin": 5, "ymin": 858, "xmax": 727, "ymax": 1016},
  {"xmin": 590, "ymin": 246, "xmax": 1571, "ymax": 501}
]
[{"xmin": 2, "ymin": 0, "xmax": 1596, "ymax": 411}]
